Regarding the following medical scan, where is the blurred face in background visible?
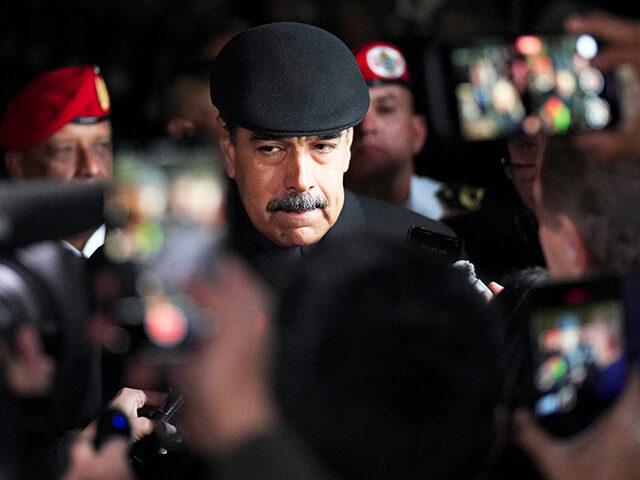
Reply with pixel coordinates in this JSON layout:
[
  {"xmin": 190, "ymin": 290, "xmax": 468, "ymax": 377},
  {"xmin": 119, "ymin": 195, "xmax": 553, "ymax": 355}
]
[
  {"xmin": 5, "ymin": 121, "xmax": 113, "ymax": 181},
  {"xmin": 505, "ymin": 135, "xmax": 547, "ymax": 211},
  {"xmin": 348, "ymin": 84, "xmax": 426, "ymax": 185}
]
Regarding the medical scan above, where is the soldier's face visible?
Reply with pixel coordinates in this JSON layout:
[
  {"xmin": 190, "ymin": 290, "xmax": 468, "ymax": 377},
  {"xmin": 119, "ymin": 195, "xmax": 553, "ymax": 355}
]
[
  {"xmin": 221, "ymin": 126, "xmax": 353, "ymax": 247},
  {"xmin": 348, "ymin": 84, "xmax": 426, "ymax": 184},
  {"xmin": 5, "ymin": 121, "xmax": 113, "ymax": 181}
]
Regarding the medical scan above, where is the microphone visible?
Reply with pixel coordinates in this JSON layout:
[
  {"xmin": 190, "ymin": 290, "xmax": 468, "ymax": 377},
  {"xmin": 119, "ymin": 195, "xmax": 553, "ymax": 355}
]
[{"xmin": 452, "ymin": 260, "xmax": 493, "ymax": 299}]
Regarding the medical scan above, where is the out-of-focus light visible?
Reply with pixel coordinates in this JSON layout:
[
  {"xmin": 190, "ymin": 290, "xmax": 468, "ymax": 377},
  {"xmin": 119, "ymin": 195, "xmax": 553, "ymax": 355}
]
[
  {"xmin": 492, "ymin": 79, "xmax": 517, "ymax": 113},
  {"xmin": 579, "ymin": 67, "xmax": 605, "ymax": 95},
  {"xmin": 545, "ymin": 96, "xmax": 564, "ymax": 117},
  {"xmin": 523, "ymin": 115, "xmax": 542, "ymax": 135},
  {"xmin": 576, "ymin": 34, "xmax": 598, "ymax": 60},
  {"xmin": 516, "ymin": 35, "xmax": 543, "ymax": 56},
  {"xmin": 145, "ymin": 298, "xmax": 187, "ymax": 348},
  {"xmin": 532, "ymin": 55, "xmax": 553, "ymax": 75},
  {"xmin": 556, "ymin": 70, "xmax": 577, "ymax": 98},
  {"xmin": 554, "ymin": 105, "xmax": 571, "ymax": 132},
  {"xmin": 134, "ymin": 221, "xmax": 164, "ymax": 257},
  {"xmin": 585, "ymin": 97, "xmax": 611, "ymax": 129}
]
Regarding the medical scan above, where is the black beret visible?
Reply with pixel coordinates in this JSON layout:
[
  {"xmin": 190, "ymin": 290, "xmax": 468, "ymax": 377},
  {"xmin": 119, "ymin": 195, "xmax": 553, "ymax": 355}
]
[{"xmin": 210, "ymin": 22, "xmax": 370, "ymax": 137}]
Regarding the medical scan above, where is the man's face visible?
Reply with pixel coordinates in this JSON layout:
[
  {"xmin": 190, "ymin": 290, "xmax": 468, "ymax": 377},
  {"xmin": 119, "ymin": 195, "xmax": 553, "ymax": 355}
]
[
  {"xmin": 5, "ymin": 121, "xmax": 113, "ymax": 181},
  {"xmin": 348, "ymin": 84, "xmax": 426, "ymax": 183},
  {"xmin": 221, "ymin": 126, "xmax": 353, "ymax": 247},
  {"xmin": 506, "ymin": 135, "xmax": 547, "ymax": 211}
]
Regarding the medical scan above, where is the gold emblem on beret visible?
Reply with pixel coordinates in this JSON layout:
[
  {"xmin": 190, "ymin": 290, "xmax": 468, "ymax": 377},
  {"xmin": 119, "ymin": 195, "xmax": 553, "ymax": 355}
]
[
  {"xmin": 95, "ymin": 75, "xmax": 110, "ymax": 112},
  {"xmin": 458, "ymin": 186, "xmax": 485, "ymax": 211}
]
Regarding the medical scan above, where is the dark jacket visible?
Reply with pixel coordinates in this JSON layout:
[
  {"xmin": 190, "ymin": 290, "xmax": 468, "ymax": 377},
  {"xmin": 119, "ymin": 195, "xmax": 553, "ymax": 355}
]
[{"xmin": 225, "ymin": 182, "xmax": 456, "ymax": 283}]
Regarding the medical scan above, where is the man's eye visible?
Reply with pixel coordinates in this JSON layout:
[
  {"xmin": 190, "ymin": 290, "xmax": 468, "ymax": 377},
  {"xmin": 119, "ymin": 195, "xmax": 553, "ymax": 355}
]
[
  {"xmin": 314, "ymin": 143, "xmax": 335, "ymax": 152},
  {"xmin": 51, "ymin": 147, "xmax": 75, "ymax": 159},
  {"xmin": 96, "ymin": 141, "xmax": 112, "ymax": 152},
  {"xmin": 259, "ymin": 145, "xmax": 281, "ymax": 153},
  {"xmin": 377, "ymin": 106, "xmax": 396, "ymax": 115}
]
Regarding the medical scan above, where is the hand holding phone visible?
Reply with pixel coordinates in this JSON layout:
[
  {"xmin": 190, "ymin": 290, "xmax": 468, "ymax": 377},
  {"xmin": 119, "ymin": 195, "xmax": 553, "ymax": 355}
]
[{"xmin": 524, "ymin": 276, "xmax": 628, "ymax": 437}]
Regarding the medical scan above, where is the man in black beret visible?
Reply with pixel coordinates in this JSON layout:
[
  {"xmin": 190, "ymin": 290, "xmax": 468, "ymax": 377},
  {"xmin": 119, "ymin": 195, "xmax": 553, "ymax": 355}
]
[{"xmin": 211, "ymin": 22, "xmax": 455, "ymax": 279}]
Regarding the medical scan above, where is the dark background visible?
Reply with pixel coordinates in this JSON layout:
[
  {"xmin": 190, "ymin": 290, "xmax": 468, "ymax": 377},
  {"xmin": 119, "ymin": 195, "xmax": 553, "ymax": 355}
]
[{"xmin": 1, "ymin": 0, "xmax": 638, "ymax": 184}]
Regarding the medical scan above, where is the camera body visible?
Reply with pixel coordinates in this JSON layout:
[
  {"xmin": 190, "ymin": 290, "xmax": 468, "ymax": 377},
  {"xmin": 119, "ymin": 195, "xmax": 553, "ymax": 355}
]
[{"xmin": 0, "ymin": 181, "xmax": 104, "ymax": 353}]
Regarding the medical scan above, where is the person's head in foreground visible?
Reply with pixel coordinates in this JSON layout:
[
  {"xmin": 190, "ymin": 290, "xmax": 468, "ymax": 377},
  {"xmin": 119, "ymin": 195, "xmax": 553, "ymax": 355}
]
[
  {"xmin": 535, "ymin": 138, "xmax": 640, "ymax": 280},
  {"xmin": 210, "ymin": 22, "xmax": 370, "ymax": 247},
  {"xmin": 274, "ymin": 233, "xmax": 506, "ymax": 480}
]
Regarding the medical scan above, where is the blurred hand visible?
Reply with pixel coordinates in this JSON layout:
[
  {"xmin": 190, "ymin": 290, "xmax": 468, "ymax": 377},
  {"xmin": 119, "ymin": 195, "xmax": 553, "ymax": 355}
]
[
  {"xmin": 566, "ymin": 12, "xmax": 640, "ymax": 73},
  {"xmin": 566, "ymin": 12, "xmax": 640, "ymax": 158},
  {"xmin": 488, "ymin": 282, "xmax": 504, "ymax": 296},
  {"xmin": 62, "ymin": 436, "xmax": 135, "ymax": 480},
  {"xmin": 107, "ymin": 388, "xmax": 168, "ymax": 441},
  {"xmin": 515, "ymin": 370, "xmax": 640, "ymax": 480},
  {"xmin": 171, "ymin": 255, "xmax": 276, "ymax": 455},
  {"xmin": 0, "ymin": 325, "xmax": 56, "ymax": 397}
]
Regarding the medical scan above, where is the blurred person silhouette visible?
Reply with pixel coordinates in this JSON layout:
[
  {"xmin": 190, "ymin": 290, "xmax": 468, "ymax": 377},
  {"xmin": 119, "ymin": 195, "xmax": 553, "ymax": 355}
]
[
  {"xmin": 534, "ymin": 138, "xmax": 640, "ymax": 280},
  {"xmin": 169, "ymin": 232, "xmax": 507, "ymax": 479},
  {"xmin": 171, "ymin": 246, "xmax": 335, "ymax": 479},
  {"xmin": 159, "ymin": 60, "xmax": 221, "ymax": 143},
  {"xmin": 274, "ymin": 233, "xmax": 507, "ymax": 479},
  {"xmin": 489, "ymin": 137, "xmax": 640, "ymax": 480}
]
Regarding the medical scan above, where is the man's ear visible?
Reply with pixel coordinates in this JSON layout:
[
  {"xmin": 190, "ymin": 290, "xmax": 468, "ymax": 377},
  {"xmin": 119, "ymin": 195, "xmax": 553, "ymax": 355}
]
[
  {"xmin": 558, "ymin": 213, "xmax": 592, "ymax": 275},
  {"xmin": 410, "ymin": 114, "xmax": 427, "ymax": 155},
  {"xmin": 343, "ymin": 127, "xmax": 353, "ymax": 173},
  {"xmin": 217, "ymin": 117, "xmax": 237, "ymax": 179},
  {"xmin": 4, "ymin": 151, "xmax": 26, "ymax": 179}
]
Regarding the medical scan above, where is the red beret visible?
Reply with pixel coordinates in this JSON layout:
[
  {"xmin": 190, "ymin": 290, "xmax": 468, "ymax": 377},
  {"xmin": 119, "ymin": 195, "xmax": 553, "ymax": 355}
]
[
  {"xmin": 0, "ymin": 66, "xmax": 111, "ymax": 151},
  {"xmin": 353, "ymin": 42, "xmax": 411, "ymax": 87}
]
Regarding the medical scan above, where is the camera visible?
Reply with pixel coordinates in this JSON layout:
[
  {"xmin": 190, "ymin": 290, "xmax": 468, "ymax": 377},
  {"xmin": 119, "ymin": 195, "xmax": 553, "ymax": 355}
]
[
  {"xmin": 0, "ymin": 181, "xmax": 104, "ymax": 351},
  {"xmin": 422, "ymin": 32, "xmax": 621, "ymax": 141}
]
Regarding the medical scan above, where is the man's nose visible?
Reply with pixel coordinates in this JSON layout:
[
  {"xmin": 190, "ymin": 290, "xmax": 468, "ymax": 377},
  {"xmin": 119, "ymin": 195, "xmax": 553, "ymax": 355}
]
[
  {"xmin": 285, "ymin": 151, "xmax": 313, "ymax": 192},
  {"xmin": 76, "ymin": 147, "xmax": 107, "ymax": 179}
]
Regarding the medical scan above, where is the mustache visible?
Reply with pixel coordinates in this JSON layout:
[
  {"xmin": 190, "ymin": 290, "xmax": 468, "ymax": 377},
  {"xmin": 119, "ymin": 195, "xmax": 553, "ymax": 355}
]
[{"xmin": 266, "ymin": 191, "xmax": 328, "ymax": 213}]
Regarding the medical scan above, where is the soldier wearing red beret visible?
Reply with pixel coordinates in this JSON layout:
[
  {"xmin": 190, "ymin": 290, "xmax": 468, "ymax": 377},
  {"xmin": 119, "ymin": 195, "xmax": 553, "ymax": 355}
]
[
  {"xmin": 347, "ymin": 42, "xmax": 483, "ymax": 221},
  {"xmin": 0, "ymin": 65, "xmax": 113, "ymax": 255}
]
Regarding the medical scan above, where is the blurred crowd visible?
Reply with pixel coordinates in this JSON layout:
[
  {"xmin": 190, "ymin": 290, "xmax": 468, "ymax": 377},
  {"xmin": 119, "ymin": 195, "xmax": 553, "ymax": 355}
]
[{"xmin": 2, "ymin": 1, "xmax": 640, "ymax": 479}]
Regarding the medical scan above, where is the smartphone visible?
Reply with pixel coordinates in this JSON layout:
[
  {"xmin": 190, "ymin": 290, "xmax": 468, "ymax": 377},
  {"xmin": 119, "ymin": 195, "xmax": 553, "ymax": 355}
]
[
  {"xmin": 406, "ymin": 225, "xmax": 465, "ymax": 265},
  {"xmin": 94, "ymin": 148, "xmax": 224, "ymax": 361},
  {"xmin": 524, "ymin": 275, "xmax": 629, "ymax": 437},
  {"xmin": 423, "ymin": 33, "xmax": 621, "ymax": 141}
]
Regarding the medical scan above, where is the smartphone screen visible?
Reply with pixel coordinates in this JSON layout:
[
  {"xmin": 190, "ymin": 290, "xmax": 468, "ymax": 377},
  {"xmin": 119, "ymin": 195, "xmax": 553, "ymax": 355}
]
[
  {"xmin": 446, "ymin": 34, "xmax": 619, "ymax": 140},
  {"xmin": 527, "ymin": 277, "xmax": 626, "ymax": 436}
]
